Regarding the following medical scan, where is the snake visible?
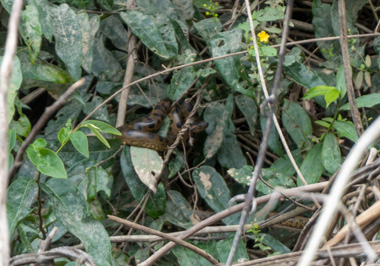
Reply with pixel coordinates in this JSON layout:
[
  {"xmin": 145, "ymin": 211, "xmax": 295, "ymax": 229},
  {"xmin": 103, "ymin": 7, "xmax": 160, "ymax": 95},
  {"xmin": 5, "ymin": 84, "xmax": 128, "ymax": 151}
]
[{"xmin": 116, "ymin": 98, "xmax": 208, "ymax": 151}]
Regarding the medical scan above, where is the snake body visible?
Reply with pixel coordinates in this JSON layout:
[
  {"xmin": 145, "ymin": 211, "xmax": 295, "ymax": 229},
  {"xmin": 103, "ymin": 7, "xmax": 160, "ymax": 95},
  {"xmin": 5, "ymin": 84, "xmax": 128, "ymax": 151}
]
[{"xmin": 116, "ymin": 99, "xmax": 208, "ymax": 151}]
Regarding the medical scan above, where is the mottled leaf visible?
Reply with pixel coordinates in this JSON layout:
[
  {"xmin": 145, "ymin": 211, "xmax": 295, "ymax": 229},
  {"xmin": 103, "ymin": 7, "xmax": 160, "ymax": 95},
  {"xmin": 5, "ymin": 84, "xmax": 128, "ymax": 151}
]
[
  {"xmin": 78, "ymin": 12, "xmax": 99, "ymax": 74},
  {"xmin": 19, "ymin": 3, "xmax": 42, "ymax": 64},
  {"xmin": 193, "ymin": 166, "xmax": 240, "ymax": 225},
  {"xmin": 7, "ymin": 177, "xmax": 37, "ymax": 237},
  {"xmin": 120, "ymin": 10, "xmax": 171, "ymax": 59},
  {"xmin": 51, "ymin": 4, "xmax": 82, "ymax": 80},
  {"xmin": 130, "ymin": 146, "xmax": 164, "ymax": 193},
  {"xmin": 0, "ymin": 56, "xmax": 22, "ymax": 123}
]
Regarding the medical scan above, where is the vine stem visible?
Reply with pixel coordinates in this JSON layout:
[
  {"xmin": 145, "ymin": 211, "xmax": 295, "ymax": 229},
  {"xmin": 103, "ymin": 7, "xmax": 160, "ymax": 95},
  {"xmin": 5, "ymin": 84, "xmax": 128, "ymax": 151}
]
[{"xmin": 226, "ymin": 1, "xmax": 294, "ymax": 264}]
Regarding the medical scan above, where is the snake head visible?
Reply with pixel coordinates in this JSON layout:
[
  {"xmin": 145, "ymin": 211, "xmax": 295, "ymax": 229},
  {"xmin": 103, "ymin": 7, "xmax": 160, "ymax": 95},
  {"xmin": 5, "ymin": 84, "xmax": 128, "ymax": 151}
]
[{"xmin": 190, "ymin": 121, "xmax": 208, "ymax": 133}]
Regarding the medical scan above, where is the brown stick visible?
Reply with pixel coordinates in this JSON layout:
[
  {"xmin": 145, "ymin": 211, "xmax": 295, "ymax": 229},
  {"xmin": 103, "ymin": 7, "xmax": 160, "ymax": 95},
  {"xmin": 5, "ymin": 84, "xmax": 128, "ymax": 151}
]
[
  {"xmin": 338, "ymin": 0, "xmax": 363, "ymax": 136},
  {"xmin": 0, "ymin": 0, "xmax": 24, "ymax": 264},
  {"xmin": 116, "ymin": 0, "xmax": 137, "ymax": 128},
  {"xmin": 323, "ymin": 200, "xmax": 380, "ymax": 248}
]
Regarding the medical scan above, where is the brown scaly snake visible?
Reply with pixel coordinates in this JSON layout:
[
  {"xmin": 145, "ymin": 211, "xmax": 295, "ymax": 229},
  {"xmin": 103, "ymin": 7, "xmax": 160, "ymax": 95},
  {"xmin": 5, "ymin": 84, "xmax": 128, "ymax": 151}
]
[{"xmin": 116, "ymin": 98, "xmax": 208, "ymax": 151}]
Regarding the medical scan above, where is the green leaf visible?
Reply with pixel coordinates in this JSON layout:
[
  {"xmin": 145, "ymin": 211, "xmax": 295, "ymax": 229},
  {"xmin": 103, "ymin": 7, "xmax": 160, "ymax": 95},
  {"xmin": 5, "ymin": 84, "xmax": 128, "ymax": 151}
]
[
  {"xmin": 340, "ymin": 94, "xmax": 380, "ymax": 110},
  {"xmin": 70, "ymin": 131, "xmax": 89, "ymax": 158},
  {"xmin": 257, "ymin": 168, "xmax": 294, "ymax": 195},
  {"xmin": 18, "ymin": 51, "xmax": 75, "ymax": 84},
  {"xmin": 333, "ymin": 120, "xmax": 358, "ymax": 143},
  {"xmin": 94, "ymin": 166, "xmax": 112, "ymax": 198},
  {"xmin": 354, "ymin": 71, "xmax": 363, "ymax": 90},
  {"xmin": 137, "ymin": 0, "xmax": 178, "ymax": 19},
  {"xmin": 298, "ymin": 143, "xmax": 323, "ymax": 185},
  {"xmin": 168, "ymin": 152, "xmax": 185, "ymax": 178},
  {"xmin": 51, "ymin": 4, "xmax": 82, "ymax": 80},
  {"xmin": 282, "ymin": 100, "xmax": 312, "ymax": 149},
  {"xmin": 256, "ymin": 6, "xmax": 285, "ymax": 21},
  {"xmin": 9, "ymin": 112, "xmax": 31, "ymax": 137},
  {"xmin": 34, "ymin": 138, "xmax": 47, "ymax": 149},
  {"xmin": 120, "ymin": 10, "xmax": 171, "ymax": 60},
  {"xmin": 216, "ymin": 235, "xmax": 249, "ymax": 262},
  {"xmin": 235, "ymin": 95, "xmax": 258, "ymax": 136},
  {"xmin": 7, "ymin": 177, "xmax": 37, "ymax": 237},
  {"xmin": 260, "ymin": 46, "xmax": 277, "ymax": 57},
  {"xmin": 165, "ymin": 190, "xmax": 197, "ymax": 229},
  {"xmin": 204, "ymin": 95, "xmax": 234, "ymax": 159},
  {"xmin": 167, "ymin": 67, "xmax": 196, "ymax": 99},
  {"xmin": 19, "ymin": 3, "xmax": 42, "ymax": 64},
  {"xmin": 26, "ymin": 142, "xmax": 67, "ymax": 179},
  {"xmin": 193, "ymin": 166, "xmax": 240, "ymax": 225},
  {"xmin": 42, "ymin": 179, "xmax": 113, "ymax": 266},
  {"xmin": 322, "ymin": 133, "xmax": 341, "ymax": 174},
  {"xmin": 82, "ymin": 120, "xmax": 121, "ymax": 135},
  {"xmin": 312, "ymin": 0, "xmax": 340, "ymax": 60},
  {"xmin": 303, "ymin": 85, "xmax": 338, "ymax": 99},
  {"xmin": 325, "ymin": 88, "xmax": 341, "ymax": 108},
  {"xmin": 173, "ymin": 242, "xmax": 216, "ymax": 266},
  {"xmin": 209, "ymin": 28, "xmax": 252, "ymax": 96},
  {"xmin": 58, "ymin": 119, "xmax": 72, "ymax": 144},
  {"xmin": 86, "ymin": 124, "xmax": 110, "ymax": 148},
  {"xmin": 217, "ymin": 130, "xmax": 247, "ymax": 169},
  {"xmin": 193, "ymin": 18, "xmax": 222, "ymax": 40},
  {"xmin": 130, "ymin": 146, "xmax": 164, "ymax": 193},
  {"xmin": 96, "ymin": 0, "xmax": 113, "ymax": 11},
  {"xmin": 9, "ymin": 129, "xmax": 16, "ymax": 151},
  {"xmin": 172, "ymin": 0, "xmax": 194, "ymax": 21},
  {"xmin": 0, "ymin": 56, "xmax": 22, "ymax": 123},
  {"xmin": 336, "ymin": 65, "xmax": 346, "ymax": 98},
  {"xmin": 154, "ymin": 14, "xmax": 178, "ymax": 58},
  {"xmin": 284, "ymin": 48, "xmax": 325, "ymax": 89},
  {"xmin": 58, "ymin": 127, "xmax": 70, "ymax": 144},
  {"xmin": 260, "ymin": 115, "xmax": 283, "ymax": 156},
  {"xmin": 87, "ymin": 167, "xmax": 97, "ymax": 201},
  {"xmin": 33, "ymin": 0, "xmax": 53, "ymax": 41}
]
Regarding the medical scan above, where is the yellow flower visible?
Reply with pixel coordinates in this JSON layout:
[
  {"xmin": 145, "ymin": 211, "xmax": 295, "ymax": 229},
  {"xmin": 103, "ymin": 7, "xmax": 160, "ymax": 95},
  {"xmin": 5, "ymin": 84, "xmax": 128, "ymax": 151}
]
[
  {"xmin": 206, "ymin": 11, "xmax": 210, "ymax": 15},
  {"xmin": 258, "ymin": 31, "xmax": 269, "ymax": 44}
]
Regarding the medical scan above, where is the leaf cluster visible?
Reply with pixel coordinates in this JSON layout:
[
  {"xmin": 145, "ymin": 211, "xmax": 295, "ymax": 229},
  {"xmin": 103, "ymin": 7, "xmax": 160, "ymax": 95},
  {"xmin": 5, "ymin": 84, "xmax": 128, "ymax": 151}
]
[{"xmin": 3, "ymin": 0, "xmax": 380, "ymax": 264}]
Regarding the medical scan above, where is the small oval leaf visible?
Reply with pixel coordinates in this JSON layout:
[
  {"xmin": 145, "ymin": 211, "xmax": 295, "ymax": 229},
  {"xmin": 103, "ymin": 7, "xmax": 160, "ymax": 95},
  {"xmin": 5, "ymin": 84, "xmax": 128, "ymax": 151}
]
[{"xmin": 322, "ymin": 133, "xmax": 341, "ymax": 174}]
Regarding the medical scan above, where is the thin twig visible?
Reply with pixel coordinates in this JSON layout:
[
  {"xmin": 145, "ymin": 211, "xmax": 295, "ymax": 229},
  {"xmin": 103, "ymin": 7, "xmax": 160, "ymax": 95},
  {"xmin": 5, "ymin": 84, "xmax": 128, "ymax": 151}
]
[
  {"xmin": 137, "ymin": 181, "xmax": 327, "ymax": 266},
  {"xmin": 9, "ymin": 247, "xmax": 96, "ymax": 266},
  {"xmin": 226, "ymin": 1, "xmax": 294, "ymax": 265},
  {"xmin": 108, "ymin": 215, "xmax": 220, "ymax": 265}
]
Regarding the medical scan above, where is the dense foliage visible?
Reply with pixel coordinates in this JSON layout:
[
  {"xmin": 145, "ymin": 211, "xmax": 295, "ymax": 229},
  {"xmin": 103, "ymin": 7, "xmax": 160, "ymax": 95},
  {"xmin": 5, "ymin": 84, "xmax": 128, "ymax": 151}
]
[{"xmin": 2, "ymin": 0, "xmax": 380, "ymax": 265}]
